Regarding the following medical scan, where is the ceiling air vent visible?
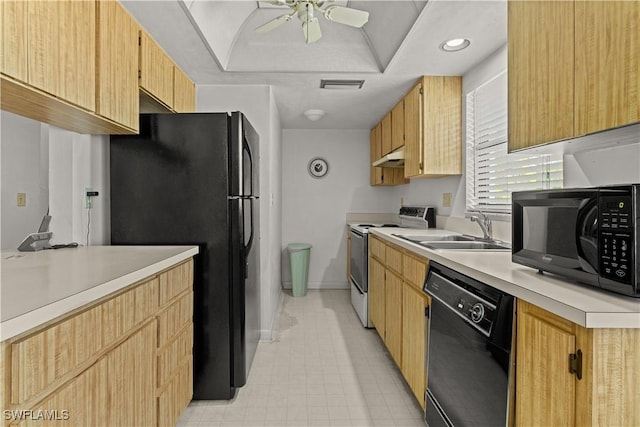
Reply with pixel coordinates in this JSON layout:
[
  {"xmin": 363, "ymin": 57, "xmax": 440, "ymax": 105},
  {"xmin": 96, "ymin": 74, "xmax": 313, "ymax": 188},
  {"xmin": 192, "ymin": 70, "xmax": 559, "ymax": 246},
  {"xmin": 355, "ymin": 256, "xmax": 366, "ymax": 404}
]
[{"xmin": 320, "ymin": 79, "xmax": 365, "ymax": 90}]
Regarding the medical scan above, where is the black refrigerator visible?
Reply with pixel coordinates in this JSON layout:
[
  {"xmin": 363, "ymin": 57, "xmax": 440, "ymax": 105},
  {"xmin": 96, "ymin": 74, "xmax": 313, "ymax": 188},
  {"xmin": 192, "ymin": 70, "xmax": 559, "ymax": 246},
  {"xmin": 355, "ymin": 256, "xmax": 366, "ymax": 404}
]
[{"xmin": 110, "ymin": 112, "xmax": 260, "ymax": 400}]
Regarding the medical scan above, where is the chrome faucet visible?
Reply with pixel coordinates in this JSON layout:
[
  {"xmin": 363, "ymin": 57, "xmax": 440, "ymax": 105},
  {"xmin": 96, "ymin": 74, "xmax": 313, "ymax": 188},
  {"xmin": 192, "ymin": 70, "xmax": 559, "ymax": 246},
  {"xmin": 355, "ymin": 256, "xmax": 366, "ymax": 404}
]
[{"xmin": 470, "ymin": 212, "xmax": 493, "ymax": 240}]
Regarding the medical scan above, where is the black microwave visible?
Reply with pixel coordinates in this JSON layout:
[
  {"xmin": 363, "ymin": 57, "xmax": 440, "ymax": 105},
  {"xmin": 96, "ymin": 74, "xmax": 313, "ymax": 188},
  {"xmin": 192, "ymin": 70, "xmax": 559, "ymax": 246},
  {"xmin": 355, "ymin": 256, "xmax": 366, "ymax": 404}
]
[{"xmin": 512, "ymin": 184, "xmax": 639, "ymax": 297}]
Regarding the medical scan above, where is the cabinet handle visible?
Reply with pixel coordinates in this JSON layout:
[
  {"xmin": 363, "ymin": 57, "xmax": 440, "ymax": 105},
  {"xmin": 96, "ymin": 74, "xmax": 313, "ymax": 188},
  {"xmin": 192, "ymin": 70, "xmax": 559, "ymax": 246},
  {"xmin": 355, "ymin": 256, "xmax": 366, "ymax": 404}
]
[{"xmin": 569, "ymin": 349, "xmax": 583, "ymax": 380}]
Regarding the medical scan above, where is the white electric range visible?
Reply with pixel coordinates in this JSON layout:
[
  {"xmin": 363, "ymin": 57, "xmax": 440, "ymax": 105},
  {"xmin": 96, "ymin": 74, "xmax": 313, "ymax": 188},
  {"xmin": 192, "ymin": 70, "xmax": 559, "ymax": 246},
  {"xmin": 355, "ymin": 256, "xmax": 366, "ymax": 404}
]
[{"xmin": 348, "ymin": 206, "xmax": 436, "ymax": 327}]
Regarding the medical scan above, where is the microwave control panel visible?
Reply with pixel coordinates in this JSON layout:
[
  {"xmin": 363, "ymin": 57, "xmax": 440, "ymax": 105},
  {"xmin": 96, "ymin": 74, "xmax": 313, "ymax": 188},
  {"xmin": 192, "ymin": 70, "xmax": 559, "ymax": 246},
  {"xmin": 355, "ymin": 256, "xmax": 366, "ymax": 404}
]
[{"xmin": 600, "ymin": 195, "xmax": 633, "ymax": 283}]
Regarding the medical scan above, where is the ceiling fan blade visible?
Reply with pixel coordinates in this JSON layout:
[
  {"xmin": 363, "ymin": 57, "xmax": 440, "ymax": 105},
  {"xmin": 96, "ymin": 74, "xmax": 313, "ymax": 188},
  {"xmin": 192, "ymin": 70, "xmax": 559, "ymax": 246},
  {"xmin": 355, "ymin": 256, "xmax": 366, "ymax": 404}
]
[
  {"xmin": 302, "ymin": 17, "xmax": 322, "ymax": 44},
  {"xmin": 323, "ymin": 5, "xmax": 369, "ymax": 28},
  {"xmin": 255, "ymin": 13, "xmax": 294, "ymax": 33}
]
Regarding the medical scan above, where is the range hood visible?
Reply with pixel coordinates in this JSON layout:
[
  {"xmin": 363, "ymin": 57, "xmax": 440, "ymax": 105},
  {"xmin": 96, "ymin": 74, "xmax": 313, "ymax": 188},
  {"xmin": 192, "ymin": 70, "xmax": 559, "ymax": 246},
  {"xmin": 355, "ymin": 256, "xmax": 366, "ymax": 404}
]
[{"xmin": 372, "ymin": 148, "xmax": 405, "ymax": 168}]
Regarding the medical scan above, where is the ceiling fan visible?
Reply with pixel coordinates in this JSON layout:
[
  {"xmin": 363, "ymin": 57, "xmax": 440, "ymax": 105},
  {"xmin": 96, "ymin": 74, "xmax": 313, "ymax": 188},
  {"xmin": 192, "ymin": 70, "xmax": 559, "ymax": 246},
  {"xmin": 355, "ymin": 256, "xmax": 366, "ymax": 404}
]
[{"xmin": 256, "ymin": 0, "xmax": 369, "ymax": 44}]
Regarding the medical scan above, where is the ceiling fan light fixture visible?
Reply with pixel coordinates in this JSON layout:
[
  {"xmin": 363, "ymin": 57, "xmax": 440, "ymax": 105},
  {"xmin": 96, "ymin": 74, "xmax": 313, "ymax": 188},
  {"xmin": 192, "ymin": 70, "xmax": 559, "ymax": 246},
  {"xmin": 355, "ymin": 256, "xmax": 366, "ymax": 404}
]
[
  {"xmin": 304, "ymin": 109, "xmax": 326, "ymax": 121},
  {"xmin": 320, "ymin": 79, "xmax": 365, "ymax": 90},
  {"xmin": 440, "ymin": 38, "xmax": 471, "ymax": 52}
]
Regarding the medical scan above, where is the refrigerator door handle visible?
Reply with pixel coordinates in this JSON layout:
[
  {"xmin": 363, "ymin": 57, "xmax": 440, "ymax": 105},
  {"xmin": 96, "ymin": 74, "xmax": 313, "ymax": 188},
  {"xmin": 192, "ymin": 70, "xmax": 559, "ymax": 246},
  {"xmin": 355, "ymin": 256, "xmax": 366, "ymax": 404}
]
[
  {"xmin": 228, "ymin": 195, "xmax": 260, "ymax": 200},
  {"xmin": 243, "ymin": 137, "xmax": 255, "ymax": 197}
]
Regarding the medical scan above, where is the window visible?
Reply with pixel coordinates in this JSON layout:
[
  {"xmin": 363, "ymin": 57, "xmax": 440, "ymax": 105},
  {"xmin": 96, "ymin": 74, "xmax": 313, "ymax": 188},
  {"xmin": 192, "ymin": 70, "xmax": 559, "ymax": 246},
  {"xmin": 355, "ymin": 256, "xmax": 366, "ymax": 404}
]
[{"xmin": 466, "ymin": 71, "xmax": 563, "ymax": 214}]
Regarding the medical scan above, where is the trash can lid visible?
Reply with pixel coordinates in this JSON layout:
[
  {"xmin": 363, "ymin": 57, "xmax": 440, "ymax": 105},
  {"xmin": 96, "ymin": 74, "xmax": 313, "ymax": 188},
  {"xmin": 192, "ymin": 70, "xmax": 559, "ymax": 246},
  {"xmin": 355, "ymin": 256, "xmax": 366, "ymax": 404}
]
[{"xmin": 287, "ymin": 243, "xmax": 312, "ymax": 251}]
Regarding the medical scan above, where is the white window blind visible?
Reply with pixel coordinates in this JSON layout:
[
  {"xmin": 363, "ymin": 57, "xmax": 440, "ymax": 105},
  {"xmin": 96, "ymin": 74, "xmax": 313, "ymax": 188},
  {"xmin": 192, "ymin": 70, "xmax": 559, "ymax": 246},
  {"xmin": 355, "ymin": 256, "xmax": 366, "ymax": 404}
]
[{"xmin": 466, "ymin": 71, "xmax": 563, "ymax": 214}]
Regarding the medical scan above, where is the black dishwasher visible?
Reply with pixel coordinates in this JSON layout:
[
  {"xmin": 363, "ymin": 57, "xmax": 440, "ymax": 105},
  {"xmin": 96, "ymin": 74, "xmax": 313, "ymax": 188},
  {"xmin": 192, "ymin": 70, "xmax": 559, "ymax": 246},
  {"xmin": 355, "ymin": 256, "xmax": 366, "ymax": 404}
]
[{"xmin": 423, "ymin": 262, "xmax": 515, "ymax": 427}]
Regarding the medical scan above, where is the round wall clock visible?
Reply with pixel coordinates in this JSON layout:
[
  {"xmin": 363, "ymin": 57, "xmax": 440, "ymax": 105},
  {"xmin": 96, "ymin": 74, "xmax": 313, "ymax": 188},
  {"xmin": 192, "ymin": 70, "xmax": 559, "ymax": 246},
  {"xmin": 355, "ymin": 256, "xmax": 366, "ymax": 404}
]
[{"xmin": 308, "ymin": 157, "xmax": 329, "ymax": 178}]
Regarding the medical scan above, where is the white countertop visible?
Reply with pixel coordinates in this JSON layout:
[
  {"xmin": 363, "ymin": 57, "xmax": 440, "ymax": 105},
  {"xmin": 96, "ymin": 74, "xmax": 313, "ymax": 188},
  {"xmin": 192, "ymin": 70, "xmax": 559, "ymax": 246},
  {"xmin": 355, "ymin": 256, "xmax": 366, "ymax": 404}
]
[
  {"xmin": 0, "ymin": 245, "xmax": 199, "ymax": 341},
  {"xmin": 370, "ymin": 228, "xmax": 640, "ymax": 329}
]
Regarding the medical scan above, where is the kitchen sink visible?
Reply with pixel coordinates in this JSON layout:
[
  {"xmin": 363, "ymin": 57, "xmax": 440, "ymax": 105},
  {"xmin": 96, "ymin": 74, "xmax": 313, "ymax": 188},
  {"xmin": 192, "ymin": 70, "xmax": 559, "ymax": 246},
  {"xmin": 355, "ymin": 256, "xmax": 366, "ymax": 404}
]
[
  {"xmin": 392, "ymin": 233, "xmax": 511, "ymax": 251},
  {"xmin": 392, "ymin": 234, "xmax": 474, "ymax": 243},
  {"xmin": 420, "ymin": 241, "xmax": 511, "ymax": 251}
]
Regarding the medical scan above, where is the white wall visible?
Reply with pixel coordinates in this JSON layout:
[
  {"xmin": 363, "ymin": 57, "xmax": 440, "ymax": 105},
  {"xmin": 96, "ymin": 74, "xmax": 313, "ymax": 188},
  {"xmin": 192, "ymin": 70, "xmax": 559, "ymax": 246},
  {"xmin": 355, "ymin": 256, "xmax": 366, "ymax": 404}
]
[
  {"xmin": 48, "ymin": 129, "xmax": 110, "ymax": 246},
  {"xmin": 1, "ymin": 112, "xmax": 109, "ymax": 250},
  {"xmin": 392, "ymin": 44, "xmax": 508, "ymax": 230},
  {"xmin": 1, "ymin": 112, "xmax": 49, "ymax": 249},
  {"xmin": 564, "ymin": 143, "xmax": 640, "ymax": 187},
  {"xmin": 197, "ymin": 84, "xmax": 283, "ymax": 340},
  {"xmin": 281, "ymin": 129, "xmax": 397, "ymax": 290}
]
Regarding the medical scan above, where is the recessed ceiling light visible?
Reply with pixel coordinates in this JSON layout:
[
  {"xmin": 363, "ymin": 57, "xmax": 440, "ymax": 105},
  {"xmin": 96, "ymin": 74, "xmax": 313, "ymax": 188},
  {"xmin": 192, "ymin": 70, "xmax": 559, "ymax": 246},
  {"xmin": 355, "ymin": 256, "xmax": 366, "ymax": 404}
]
[
  {"xmin": 304, "ymin": 109, "xmax": 326, "ymax": 121},
  {"xmin": 440, "ymin": 38, "xmax": 471, "ymax": 52}
]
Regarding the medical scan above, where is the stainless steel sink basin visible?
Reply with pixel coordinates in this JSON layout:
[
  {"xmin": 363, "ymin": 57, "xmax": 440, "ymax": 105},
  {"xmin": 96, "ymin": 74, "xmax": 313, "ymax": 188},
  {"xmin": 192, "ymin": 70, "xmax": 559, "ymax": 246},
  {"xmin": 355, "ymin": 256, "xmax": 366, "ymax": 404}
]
[
  {"xmin": 420, "ymin": 241, "xmax": 511, "ymax": 251},
  {"xmin": 392, "ymin": 234, "xmax": 473, "ymax": 243}
]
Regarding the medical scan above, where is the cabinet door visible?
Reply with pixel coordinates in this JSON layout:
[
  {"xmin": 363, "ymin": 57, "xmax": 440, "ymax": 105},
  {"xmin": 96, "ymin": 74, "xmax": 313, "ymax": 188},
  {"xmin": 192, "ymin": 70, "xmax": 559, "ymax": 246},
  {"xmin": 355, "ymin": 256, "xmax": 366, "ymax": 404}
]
[
  {"xmin": 508, "ymin": 1, "xmax": 575, "ymax": 151},
  {"xmin": 27, "ymin": 1, "xmax": 59, "ymax": 97},
  {"xmin": 1, "ymin": 0, "xmax": 28, "ymax": 82},
  {"xmin": 173, "ymin": 66, "xmax": 196, "ymax": 113},
  {"xmin": 370, "ymin": 124, "xmax": 384, "ymax": 186},
  {"xmin": 422, "ymin": 76, "xmax": 462, "ymax": 176},
  {"xmin": 96, "ymin": 0, "xmax": 139, "ymax": 131},
  {"xmin": 381, "ymin": 112, "xmax": 392, "ymax": 156},
  {"xmin": 391, "ymin": 99, "xmax": 404, "ymax": 151},
  {"xmin": 404, "ymin": 82, "xmax": 422, "ymax": 178},
  {"xmin": 369, "ymin": 257, "xmax": 385, "ymax": 336},
  {"xmin": 21, "ymin": 322, "xmax": 156, "ymax": 427},
  {"xmin": 139, "ymin": 31, "xmax": 175, "ymax": 108},
  {"xmin": 575, "ymin": 1, "xmax": 639, "ymax": 135},
  {"xmin": 515, "ymin": 301, "xmax": 577, "ymax": 426},
  {"xmin": 346, "ymin": 227, "xmax": 351, "ymax": 280},
  {"xmin": 402, "ymin": 285, "xmax": 429, "ymax": 409},
  {"xmin": 385, "ymin": 270, "xmax": 403, "ymax": 368},
  {"xmin": 58, "ymin": 0, "xmax": 95, "ymax": 111}
]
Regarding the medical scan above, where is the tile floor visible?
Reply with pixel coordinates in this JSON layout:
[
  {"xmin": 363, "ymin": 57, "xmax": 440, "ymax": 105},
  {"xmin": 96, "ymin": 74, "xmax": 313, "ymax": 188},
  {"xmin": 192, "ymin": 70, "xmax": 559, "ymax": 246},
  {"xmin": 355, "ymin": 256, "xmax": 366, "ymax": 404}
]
[{"xmin": 177, "ymin": 290, "xmax": 426, "ymax": 427}]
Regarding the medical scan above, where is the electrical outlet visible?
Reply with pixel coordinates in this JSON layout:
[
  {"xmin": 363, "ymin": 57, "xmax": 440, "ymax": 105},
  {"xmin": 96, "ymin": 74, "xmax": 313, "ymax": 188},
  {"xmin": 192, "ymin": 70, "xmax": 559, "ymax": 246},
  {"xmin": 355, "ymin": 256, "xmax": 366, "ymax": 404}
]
[
  {"xmin": 17, "ymin": 192, "xmax": 26, "ymax": 207},
  {"xmin": 442, "ymin": 192, "xmax": 452, "ymax": 208},
  {"xmin": 85, "ymin": 187, "xmax": 93, "ymax": 209}
]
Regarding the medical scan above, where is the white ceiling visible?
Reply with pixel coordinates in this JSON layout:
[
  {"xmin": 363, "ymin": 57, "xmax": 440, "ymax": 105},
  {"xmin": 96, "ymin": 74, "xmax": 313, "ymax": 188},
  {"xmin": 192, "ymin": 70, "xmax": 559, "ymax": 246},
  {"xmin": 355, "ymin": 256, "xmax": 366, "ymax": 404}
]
[{"xmin": 121, "ymin": 0, "xmax": 507, "ymax": 129}]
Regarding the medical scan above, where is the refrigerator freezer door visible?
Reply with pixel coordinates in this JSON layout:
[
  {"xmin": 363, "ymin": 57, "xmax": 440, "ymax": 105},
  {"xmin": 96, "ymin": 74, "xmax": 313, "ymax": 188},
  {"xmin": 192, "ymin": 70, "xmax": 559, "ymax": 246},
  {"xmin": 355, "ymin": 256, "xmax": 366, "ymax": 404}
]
[{"xmin": 111, "ymin": 113, "xmax": 236, "ymax": 400}]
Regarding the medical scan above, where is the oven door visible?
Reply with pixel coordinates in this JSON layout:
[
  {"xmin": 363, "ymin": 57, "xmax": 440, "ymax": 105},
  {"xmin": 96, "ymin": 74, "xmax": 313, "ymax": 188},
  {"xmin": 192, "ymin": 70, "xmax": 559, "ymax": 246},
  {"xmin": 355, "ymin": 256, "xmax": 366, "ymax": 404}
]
[{"xmin": 349, "ymin": 229, "xmax": 368, "ymax": 293}]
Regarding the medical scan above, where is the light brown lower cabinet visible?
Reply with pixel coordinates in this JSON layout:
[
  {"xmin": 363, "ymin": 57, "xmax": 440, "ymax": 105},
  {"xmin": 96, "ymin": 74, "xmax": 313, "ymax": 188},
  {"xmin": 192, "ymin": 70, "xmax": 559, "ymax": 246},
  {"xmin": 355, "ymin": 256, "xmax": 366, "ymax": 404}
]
[
  {"xmin": 515, "ymin": 299, "xmax": 640, "ymax": 426},
  {"xmin": 401, "ymin": 283, "xmax": 430, "ymax": 409},
  {"xmin": 0, "ymin": 259, "xmax": 194, "ymax": 427},
  {"xmin": 369, "ymin": 235, "xmax": 430, "ymax": 409}
]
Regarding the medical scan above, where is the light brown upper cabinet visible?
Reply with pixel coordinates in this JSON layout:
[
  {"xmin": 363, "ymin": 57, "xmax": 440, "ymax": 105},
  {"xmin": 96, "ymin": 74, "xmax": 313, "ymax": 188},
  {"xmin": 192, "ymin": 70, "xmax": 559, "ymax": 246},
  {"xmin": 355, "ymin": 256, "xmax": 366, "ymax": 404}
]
[
  {"xmin": 139, "ymin": 31, "xmax": 175, "ymax": 109},
  {"xmin": 381, "ymin": 112, "xmax": 393, "ymax": 156},
  {"xmin": 59, "ymin": 0, "xmax": 96, "ymax": 111},
  {"xmin": 4, "ymin": 0, "xmax": 95, "ymax": 111},
  {"xmin": 370, "ymin": 124, "xmax": 383, "ymax": 185},
  {"xmin": 391, "ymin": 99, "xmax": 405, "ymax": 152},
  {"xmin": 96, "ymin": 0, "xmax": 139, "ymax": 132},
  {"xmin": 574, "ymin": 1, "xmax": 639, "ymax": 136},
  {"xmin": 139, "ymin": 30, "xmax": 196, "ymax": 113},
  {"xmin": 1, "ymin": 0, "xmax": 138, "ymax": 134},
  {"xmin": 404, "ymin": 76, "xmax": 462, "ymax": 178},
  {"xmin": 370, "ymin": 120, "xmax": 408, "ymax": 187},
  {"xmin": 173, "ymin": 66, "xmax": 196, "ymax": 113},
  {"xmin": 1, "ymin": 0, "xmax": 28, "ymax": 82},
  {"xmin": 508, "ymin": 0, "xmax": 639, "ymax": 151}
]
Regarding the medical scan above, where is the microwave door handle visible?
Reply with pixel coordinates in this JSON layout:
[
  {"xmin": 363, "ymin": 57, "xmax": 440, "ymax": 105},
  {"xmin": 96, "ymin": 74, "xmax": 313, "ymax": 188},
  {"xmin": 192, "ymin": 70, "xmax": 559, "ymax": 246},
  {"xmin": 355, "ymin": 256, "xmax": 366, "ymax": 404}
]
[{"xmin": 575, "ymin": 201, "xmax": 599, "ymax": 274}]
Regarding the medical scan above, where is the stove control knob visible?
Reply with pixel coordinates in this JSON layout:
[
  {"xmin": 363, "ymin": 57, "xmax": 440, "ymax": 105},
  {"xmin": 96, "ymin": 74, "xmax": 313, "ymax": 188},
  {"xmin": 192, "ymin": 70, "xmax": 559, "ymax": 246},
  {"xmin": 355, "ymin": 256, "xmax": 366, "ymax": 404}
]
[{"xmin": 470, "ymin": 303, "xmax": 485, "ymax": 324}]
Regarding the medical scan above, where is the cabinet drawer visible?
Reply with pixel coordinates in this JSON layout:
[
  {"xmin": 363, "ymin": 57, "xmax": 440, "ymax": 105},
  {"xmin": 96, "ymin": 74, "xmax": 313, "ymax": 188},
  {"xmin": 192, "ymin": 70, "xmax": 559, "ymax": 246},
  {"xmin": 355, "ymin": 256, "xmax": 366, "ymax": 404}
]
[
  {"xmin": 10, "ymin": 305, "xmax": 102, "ymax": 405},
  {"xmin": 10, "ymin": 278, "xmax": 158, "ymax": 405},
  {"xmin": 158, "ymin": 357, "xmax": 193, "ymax": 427},
  {"xmin": 158, "ymin": 323, "xmax": 193, "ymax": 388},
  {"xmin": 370, "ymin": 237, "xmax": 386, "ymax": 261},
  {"xmin": 102, "ymin": 278, "xmax": 159, "ymax": 347},
  {"xmin": 158, "ymin": 292, "xmax": 193, "ymax": 346},
  {"xmin": 159, "ymin": 260, "xmax": 193, "ymax": 307},
  {"xmin": 403, "ymin": 254, "xmax": 428, "ymax": 289},
  {"xmin": 385, "ymin": 245, "xmax": 403, "ymax": 275}
]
